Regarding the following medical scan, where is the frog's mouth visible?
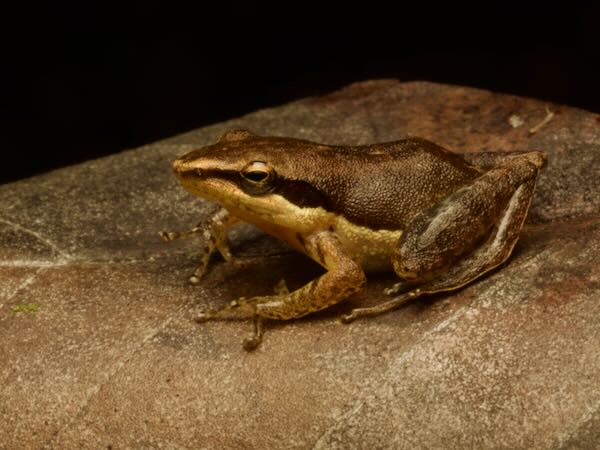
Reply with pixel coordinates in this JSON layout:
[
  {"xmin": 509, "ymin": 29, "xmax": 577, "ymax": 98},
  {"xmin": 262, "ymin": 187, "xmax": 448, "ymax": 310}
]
[
  {"xmin": 176, "ymin": 173, "xmax": 231, "ymax": 204},
  {"xmin": 173, "ymin": 168, "xmax": 265, "ymax": 213}
]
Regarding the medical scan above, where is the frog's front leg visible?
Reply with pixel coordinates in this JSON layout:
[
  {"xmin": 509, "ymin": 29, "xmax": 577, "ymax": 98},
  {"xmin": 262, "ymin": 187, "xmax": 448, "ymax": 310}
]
[
  {"xmin": 160, "ymin": 207, "xmax": 239, "ymax": 283},
  {"xmin": 343, "ymin": 151, "xmax": 546, "ymax": 322},
  {"xmin": 197, "ymin": 230, "xmax": 366, "ymax": 349}
]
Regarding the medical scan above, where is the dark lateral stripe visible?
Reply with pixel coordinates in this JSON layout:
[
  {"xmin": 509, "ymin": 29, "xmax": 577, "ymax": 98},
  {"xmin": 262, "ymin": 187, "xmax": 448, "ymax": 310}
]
[
  {"xmin": 199, "ymin": 169, "xmax": 330, "ymax": 209},
  {"xmin": 196, "ymin": 169, "xmax": 404, "ymax": 231},
  {"xmin": 275, "ymin": 179, "xmax": 330, "ymax": 209}
]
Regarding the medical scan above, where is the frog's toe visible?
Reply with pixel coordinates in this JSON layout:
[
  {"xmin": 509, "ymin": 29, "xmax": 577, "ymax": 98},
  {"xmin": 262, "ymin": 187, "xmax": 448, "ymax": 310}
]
[
  {"xmin": 159, "ymin": 230, "xmax": 181, "ymax": 241},
  {"xmin": 273, "ymin": 279, "xmax": 290, "ymax": 295},
  {"xmin": 383, "ymin": 281, "xmax": 411, "ymax": 296},
  {"xmin": 340, "ymin": 311, "xmax": 358, "ymax": 324},
  {"xmin": 242, "ymin": 335, "xmax": 262, "ymax": 351},
  {"xmin": 194, "ymin": 310, "xmax": 211, "ymax": 322},
  {"xmin": 223, "ymin": 297, "xmax": 260, "ymax": 315}
]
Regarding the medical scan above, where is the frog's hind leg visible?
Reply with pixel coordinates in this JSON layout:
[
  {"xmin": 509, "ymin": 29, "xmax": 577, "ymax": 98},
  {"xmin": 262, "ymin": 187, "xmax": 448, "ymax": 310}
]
[
  {"xmin": 197, "ymin": 231, "xmax": 366, "ymax": 348},
  {"xmin": 342, "ymin": 152, "xmax": 545, "ymax": 323}
]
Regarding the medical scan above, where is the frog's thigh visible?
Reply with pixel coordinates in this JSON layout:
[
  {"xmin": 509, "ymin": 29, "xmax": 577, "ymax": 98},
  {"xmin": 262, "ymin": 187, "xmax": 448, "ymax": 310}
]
[
  {"xmin": 392, "ymin": 154, "xmax": 543, "ymax": 282},
  {"xmin": 427, "ymin": 176, "xmax": 538, "ymax": 290},
  {"xmin": 343, "ymin": 169, "xmax": 539, "ymax": 323},
  {"xmin": 252, "ymin": 230, "xmax": 366, "ymax": 320}
]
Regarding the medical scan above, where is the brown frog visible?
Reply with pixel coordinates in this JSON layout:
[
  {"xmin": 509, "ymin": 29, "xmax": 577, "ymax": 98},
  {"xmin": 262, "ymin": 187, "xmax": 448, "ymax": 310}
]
[{"xmin": 162, "ymin": 129, "xmax": 546, "ymax": 350}]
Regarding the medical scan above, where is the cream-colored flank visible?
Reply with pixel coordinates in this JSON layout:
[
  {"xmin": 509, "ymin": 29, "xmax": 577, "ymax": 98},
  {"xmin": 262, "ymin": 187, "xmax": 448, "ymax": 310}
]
[
  {"xmin": 179, "ymin": 176, "xmax": 401, "ymax": 272},
  {"xmin": 334, "ymin": 216, "xmax": 402, "ymax": 272}
]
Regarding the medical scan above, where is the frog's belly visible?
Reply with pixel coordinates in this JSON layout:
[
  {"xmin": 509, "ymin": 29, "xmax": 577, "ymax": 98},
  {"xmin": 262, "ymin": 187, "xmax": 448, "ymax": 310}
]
[{"xmin": 335, "ymin": 217, "xmax": 402, "ymax": 273}]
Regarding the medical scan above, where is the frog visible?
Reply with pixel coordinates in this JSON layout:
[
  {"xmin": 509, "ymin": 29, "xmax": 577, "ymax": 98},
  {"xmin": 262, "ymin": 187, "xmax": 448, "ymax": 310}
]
[{"xmin": 162, "ymin": 129, "xmax": 546, "ymax": 350}]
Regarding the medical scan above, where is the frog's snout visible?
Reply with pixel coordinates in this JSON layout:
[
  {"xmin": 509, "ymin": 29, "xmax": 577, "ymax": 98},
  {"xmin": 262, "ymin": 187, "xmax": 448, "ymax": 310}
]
[{"xmin": 172, "ymin": 158, "xmax": 189, "ymax": 176}]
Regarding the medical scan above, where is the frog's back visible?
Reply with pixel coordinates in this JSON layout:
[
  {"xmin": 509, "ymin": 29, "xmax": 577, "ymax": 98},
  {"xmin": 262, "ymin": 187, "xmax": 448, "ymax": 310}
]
[{"xmin": 309, "ymin": 138, "xmax": 483, "ymax": 230}]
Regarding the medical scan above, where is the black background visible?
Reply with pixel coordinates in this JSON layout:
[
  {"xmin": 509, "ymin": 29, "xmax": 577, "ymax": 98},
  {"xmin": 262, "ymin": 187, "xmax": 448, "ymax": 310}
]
[{"xmin": 2, "ymin": 1, "xmax": 599, "ymax": 184}]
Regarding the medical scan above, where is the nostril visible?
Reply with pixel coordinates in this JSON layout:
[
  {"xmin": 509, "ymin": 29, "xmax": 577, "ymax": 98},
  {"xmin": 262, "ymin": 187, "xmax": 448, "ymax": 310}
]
[{"xmin": 172, "ymin": 159, "xmax": 187, "ymax": 174}]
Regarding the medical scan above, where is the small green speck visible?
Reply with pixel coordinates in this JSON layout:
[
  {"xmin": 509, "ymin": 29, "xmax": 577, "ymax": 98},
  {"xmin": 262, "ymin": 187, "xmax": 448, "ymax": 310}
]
[
  {"xmin": 186, "ymin": 250, "xmax": 198, "ymax": 260},
  {"xmin": 12, "ymin": 303, "xmax": 39, "ymax": 314}
]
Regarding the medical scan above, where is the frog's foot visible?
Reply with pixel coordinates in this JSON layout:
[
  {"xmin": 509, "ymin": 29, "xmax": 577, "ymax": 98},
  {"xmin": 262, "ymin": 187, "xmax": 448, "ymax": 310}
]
[
  {"xmin": 188, "ymin": 234, "xmax": 227, "ymax": 285},
  {"xmin": 341, "ymin": 288, "xmax": 423, "ymax": 323},
  {"xmin": 160, "ymin": 227, "xmax": 209, "ymax": 283},
  {"xmin": 168, "ymin": 226, "xmax": 234, "ymax": 285},
  {"xmin": 195, "ymin": 297, "xmax": 268, "ymax": 351},
  {"xmin": 194, "ymin": 296, "xmax": 261, "ymax": 322},
  {"xmin": 242, "ymin": 316, "xmax": 265, "ymax": 351},
  {"xmin": 161, "ymin": 208, "xmax": 238, "ymax": 284}
]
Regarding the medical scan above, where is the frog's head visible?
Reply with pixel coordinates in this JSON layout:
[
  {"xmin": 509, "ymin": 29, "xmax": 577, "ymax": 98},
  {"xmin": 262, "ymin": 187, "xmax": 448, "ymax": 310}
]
[{"xmin": 172, "ymin": 129, "xmax": 337, "ymax": 230}]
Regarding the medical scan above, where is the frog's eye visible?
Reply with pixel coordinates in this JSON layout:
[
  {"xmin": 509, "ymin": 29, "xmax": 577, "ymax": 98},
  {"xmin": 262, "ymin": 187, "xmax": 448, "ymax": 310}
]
[{"xmin": 241, "ymin": 161, "xmax": 275, "ymax": 184}]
